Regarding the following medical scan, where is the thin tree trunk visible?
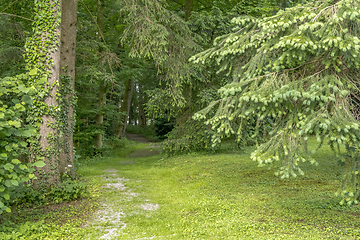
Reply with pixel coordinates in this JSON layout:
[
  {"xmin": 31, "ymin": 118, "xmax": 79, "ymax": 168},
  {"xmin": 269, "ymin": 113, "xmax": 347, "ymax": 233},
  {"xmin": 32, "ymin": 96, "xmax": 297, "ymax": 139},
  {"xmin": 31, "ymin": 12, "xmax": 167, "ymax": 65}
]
[
  {"xmin": 95, "ymin": 84, "xmax": 106, "ymax": 148},
  {"xmin": 178, "ymin": 2, "xmax": 194, "ymax": 128},
  {"xmin": 59, "ymin": 0, "xmax": 78, "ymax": 177},
  {"xmin": 184, "ymin": 0, "xmax": 194, "ymax": 21},
  {"xmin": 117, "ymin": 79, "xmax": 134, "ymax": 138},
  {"xmin": 138, "ymin": 84, "xmax": 146, "ymax": 127},
  {"xmin": 95, "ymin": 0, "xmax": 106, "ymax": 149}
]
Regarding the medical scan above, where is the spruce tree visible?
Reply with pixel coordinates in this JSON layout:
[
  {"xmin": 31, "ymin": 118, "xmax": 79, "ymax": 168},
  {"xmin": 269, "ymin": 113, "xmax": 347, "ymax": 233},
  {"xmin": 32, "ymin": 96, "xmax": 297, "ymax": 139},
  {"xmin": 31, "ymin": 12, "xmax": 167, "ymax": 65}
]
[{"xmin": 191, "ymin": 0, "xmax": 360, "ymax": 204}]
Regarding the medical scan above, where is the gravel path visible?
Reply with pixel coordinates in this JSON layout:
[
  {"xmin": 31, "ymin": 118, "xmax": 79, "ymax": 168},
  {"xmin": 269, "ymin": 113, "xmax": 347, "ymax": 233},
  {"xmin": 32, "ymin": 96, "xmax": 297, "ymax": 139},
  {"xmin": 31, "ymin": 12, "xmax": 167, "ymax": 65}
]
[{"xmin": 86, "ymin": 143, "xmax": 161, "ymax": 239}]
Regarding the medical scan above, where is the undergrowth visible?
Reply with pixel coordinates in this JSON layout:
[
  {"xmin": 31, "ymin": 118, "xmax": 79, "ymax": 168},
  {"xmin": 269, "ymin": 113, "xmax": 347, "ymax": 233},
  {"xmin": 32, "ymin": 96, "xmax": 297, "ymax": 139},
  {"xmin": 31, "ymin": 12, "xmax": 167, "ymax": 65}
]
[{"xmin": 126, "ymin": 125, "xmax": 161, "ymax": 142}]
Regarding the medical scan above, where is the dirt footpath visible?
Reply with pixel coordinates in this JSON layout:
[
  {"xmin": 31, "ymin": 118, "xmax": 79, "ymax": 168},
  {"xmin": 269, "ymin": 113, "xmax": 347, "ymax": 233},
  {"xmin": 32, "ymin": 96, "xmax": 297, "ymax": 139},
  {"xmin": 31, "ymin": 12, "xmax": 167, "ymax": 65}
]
[
  {"xmin": 125, "ymin": 133, "xmax": 154, "ymax": 143},
  {"xmin": 124, "ymin": 133, "xmax": 161, "ymax": 158}
]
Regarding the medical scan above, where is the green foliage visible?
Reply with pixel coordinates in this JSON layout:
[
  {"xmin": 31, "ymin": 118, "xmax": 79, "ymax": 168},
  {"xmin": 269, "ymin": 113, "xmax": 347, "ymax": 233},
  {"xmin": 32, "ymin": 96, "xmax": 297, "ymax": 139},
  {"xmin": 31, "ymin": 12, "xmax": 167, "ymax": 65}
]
[
  {"xmin": 162, "ymin": 119, "xmax": 215, "ymax": 155},
  {"xmin": 0, "ymin": 0, "xmax": 33, "ymax": 78},
  {"xmin": 0, "ymin": 72, "xmax": 44, "ymax": 214},
  {"xmin": 0, "ymin": 220, "xmax": 63, "ymax": 240},
  {"xmin": 126, "ymin": 125, "xmax": 160, "ymax": 142},
  {"xmin": 6, "ymin": 176, "xmax": 88, "ymax": 208},
  {"xmin": 23, "ymin": 0, "xmax": 67, "ymax": 185},
  {"xmin": 0, "ymin": 200, "xmax": 94, "ymax": 239},
  {"xmin": 191, "ymin": 0, "xmax": 360, "ymax": 203},
  {"xmin": 154, "ymin": 116, "xmax": 175, "ymax": 140},
  {"xmin": 159, "ymin": 0, "xmax": 280, "ymax": 156},
  {"xmin": 121, "ymin": 0, "xmax": 200, "ymax": 112},
  {"xmin": 47, "ymin": 178, "xmax": 88, "ymax": 204}
]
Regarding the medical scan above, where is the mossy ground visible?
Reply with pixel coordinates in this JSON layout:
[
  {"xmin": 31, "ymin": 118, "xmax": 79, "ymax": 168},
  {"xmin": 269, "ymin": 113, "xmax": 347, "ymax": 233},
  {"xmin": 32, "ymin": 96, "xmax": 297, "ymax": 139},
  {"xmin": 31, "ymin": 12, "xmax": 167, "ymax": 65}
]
[{"xmin": 2, "ymin": 138, "xmax": 360, "ymax": 239}]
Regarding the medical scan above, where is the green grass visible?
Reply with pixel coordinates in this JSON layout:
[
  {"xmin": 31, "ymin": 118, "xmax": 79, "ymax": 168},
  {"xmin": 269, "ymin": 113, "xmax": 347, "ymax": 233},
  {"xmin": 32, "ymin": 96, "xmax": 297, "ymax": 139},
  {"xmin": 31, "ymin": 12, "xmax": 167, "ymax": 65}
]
[
  {"xmin": 78, "ymin": 138, "xmax": 360, "ymax": 239},
  {"xmin": 2, "ymin": 138, "xmax": 360, "ymax": 239}
]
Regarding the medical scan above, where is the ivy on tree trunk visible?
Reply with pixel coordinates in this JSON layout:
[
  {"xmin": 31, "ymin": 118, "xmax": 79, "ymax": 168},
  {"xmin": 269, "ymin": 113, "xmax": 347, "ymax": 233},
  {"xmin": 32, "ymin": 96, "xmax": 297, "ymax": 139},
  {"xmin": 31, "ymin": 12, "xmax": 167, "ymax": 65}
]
[{"xmin": 59, "ymin": 0, "xmax": 78, "ymax": 177}]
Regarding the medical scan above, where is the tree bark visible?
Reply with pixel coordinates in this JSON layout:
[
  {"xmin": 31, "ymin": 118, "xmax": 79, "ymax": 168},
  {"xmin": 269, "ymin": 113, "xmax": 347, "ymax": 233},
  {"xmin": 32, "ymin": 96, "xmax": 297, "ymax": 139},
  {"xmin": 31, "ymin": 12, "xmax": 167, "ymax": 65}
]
[
  {"xmin": 59, "ymin": 0, "xmax": 78, "ymax": 177},
  {"xmin": 95, "ymin": 0, "xmax": 106, "ymax": 149},
  {"xmin": 117, "ymin": 79, "xmax": 134, "ymax": 138},
  {"xmin": 138, "ymin": 84, "xmax": 146, "ymax": 127},
  {"xmin": 184, "ymin": 0, "xmax": 194, "ymax": 21},
  {"xmin": 29, "ymin": 0, "xmax": 62, "ymax": 186},
  {"xmin": 95, "ymin": 84, "xmax": 106, "ymax": 148},
  {"xmin": 178, "ymin": 2, "xmax": 194, "ymax": 128}
]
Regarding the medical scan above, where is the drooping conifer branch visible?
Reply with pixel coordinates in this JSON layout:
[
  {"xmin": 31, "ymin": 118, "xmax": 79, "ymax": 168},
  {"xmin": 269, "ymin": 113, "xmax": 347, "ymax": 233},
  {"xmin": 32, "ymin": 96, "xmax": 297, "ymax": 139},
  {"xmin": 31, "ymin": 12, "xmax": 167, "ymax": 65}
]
[{"xmin": 191, "ymin": 0, "xmax": 360, "ymax": 204}]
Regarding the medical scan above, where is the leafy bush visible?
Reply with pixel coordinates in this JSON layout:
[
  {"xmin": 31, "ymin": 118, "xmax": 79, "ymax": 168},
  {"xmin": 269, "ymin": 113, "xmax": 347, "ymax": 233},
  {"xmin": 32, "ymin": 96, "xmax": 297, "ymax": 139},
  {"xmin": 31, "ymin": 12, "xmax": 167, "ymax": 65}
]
[
  {"xmin": 5, "ymin": 175, "xmax": 88, "ymax": 208},
  {"xmin": 47, "ymin": 178, "xmax": 88, "ymax": 203},
  {"xmin": 0, "ymin": 72, "xmax": 45, "ymax": 214},
  {"xmin": 154, "ymin": 117, "xmax": 175, "ymax": 140}
]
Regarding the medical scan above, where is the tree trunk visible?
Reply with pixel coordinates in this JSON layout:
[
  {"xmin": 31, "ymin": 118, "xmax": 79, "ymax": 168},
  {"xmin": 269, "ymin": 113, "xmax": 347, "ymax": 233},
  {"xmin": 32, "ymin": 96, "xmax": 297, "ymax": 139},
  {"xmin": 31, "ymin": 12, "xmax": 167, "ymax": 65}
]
[
  {"xmin": 95, "ymin": 0, "xmax": 106, "ymax": 149},
  {"xmin": 184, "ymin": 0, "xmax": 194, "ymax": 21},
  {"xmin": 59, "ymin": 0, "xmax": 78, "ymax": 177},
  {"xmin": 138, "ymin": 84, "xmax": 146, "ymax": 127},
  {"xmin": 176, "ymin": 83, "xmax": 193, "ymax": 127},
  {"xmin": 26, "ymin": 0, "xmax": 62, "ymax": 186},
  {"xmin": 178, "ymin": 2, "xmax": 194, "ymax": 128},
  {"xmin": 281, "ymin": 0, "xmax": 288, "ymax": 9},
  {"xmin": 117, "ymin": 79, "xmax": 134, "ymax": 138},
  {"xmin": 95, "ymin": 84, "xmax": 106, "ymax": 148}
]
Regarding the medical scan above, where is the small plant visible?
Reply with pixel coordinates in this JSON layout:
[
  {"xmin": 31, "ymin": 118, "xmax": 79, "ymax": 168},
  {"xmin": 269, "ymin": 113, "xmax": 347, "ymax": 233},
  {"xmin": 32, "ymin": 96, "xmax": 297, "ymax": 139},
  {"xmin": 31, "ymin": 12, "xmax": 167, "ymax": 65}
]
[
  {"xmin": 6, "ymin": 173, "xmax": 89, "ymax": 208},
  {"xmin": 48, "ymin": 178, "xmax": 88, "ymax": 203}
]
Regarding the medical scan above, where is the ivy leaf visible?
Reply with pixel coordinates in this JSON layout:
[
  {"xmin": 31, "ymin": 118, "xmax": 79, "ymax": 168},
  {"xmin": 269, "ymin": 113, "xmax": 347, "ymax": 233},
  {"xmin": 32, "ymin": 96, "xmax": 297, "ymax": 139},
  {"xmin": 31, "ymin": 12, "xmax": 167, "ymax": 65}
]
[
  {"xmin": 11, "ymin": 159, "xmax": 21, "ymax": 165},
  {"xmin": 0, "ymin": 153, "xmax": 7, "ymax": 159},
  {"xmin": 3, "ymin": 193, "xmax": 10, "ymax": 200},
  {"xmin": 0, "ymin": 113, "xmax": 4, "ymax": 119},
  {"xmin": 18, "ymin": 85, "xmax": 29, "ymax": 93},
  {"xmin": 5, "ymin": 207, "xmax": 11, "ymax": 213},
  {"xmin": 5, "ymin": 145, "xmax": 12, "ymax": 151},
  {"xmin": 4, "ymin": 181, "xmax": 11, "ymax": 188},
  {"xmin": 22, "ymin": 130, "xmax": 34, "ymax": 137},
  {"xmin": 22, "ymin": 95, "xmax": 32, "ymax": 104},
  {"xmin": 0, "ymin": 185, "xmax": 4, "ymax": 192},
  {"xmin": 19, "ymin": 164, "xmax": 27, "ymax": 170},
  {"xmin": 10, "ymin": 180, "xmax": 18, "ymax": 186},
  {"xmin": 13, "ymin": 121, "xmax": 21, "ymax": 128},
  {"xmin": 33, "ymin": 161, "xmax": 45, "ymax": 168},
  {"xmin": 3, "ymin": 163, "xmax": 14, "ymax": 170},
  {"xmin": 38, "ymin": 77, "xmax": 47, "ymax": 85},
  {"xmin": 29, "ymin": 69, "xmax": 38, "ymax": 76},
  {"xmin": 29, "ymin": 173, "xmax": 35, "ymax": 179}
]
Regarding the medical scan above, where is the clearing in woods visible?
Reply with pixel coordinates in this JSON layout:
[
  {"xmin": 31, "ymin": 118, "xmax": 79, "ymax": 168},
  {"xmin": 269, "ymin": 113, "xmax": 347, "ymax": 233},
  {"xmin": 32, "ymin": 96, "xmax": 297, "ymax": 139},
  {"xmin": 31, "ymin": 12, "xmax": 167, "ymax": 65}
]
[{"xmin": 79, "ymin": 136, "xmax": 360, "ymax": 239}]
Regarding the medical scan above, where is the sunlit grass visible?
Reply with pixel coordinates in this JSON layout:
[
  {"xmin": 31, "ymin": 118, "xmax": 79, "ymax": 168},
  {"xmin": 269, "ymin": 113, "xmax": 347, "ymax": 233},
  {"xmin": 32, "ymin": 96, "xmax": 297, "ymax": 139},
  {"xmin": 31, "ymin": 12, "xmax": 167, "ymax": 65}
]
[
  {"xmin": 2, "ymin": 138, "xmax": 359, "ymax": 239},
  {"xmin": 79, "ymin": 138, "xmax": 360, "ymax": 239}
]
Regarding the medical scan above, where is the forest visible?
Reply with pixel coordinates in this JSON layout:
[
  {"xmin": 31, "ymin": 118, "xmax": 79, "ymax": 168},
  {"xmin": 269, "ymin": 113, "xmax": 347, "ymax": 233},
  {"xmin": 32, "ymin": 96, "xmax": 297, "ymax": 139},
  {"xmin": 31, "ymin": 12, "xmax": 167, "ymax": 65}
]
[{"xmin": 1, "ymin": 0, "xmax": 360, "ymax": 239}]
